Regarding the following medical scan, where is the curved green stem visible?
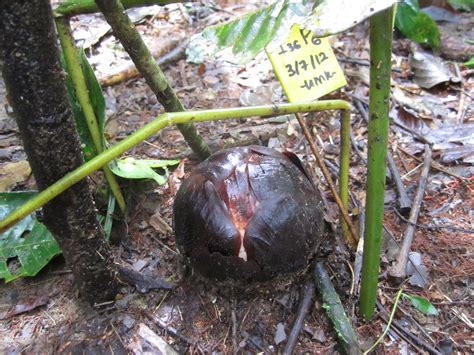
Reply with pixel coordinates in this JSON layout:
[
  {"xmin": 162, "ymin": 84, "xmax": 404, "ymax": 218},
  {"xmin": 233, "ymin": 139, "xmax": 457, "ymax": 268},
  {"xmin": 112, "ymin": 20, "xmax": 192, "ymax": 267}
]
[
  {"xmin": 54, "ymin": 0, "xmax": 182, "ymax": 17},
  {"xmin": 339, "ymin": 110, "xmax": 351, "ymax": 242},
  {"xmin": 360, "ymin": 6, "xmax": 395, "ymax": 320},
  {"xmin": 0, "ymin": 100, "xmax": 350, "ymax": 232},
  {"xmin": 363, "ymin": 285, "xmax": 404, "ymax": 354},
  {"xmin": 56, "ymin": 17, "xmax": 126, "ymax": 212}
]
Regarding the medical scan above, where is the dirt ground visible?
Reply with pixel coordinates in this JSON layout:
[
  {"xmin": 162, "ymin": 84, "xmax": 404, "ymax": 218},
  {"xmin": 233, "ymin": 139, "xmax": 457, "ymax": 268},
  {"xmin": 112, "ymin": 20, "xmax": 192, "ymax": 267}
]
[{"xmin": 0, "ymin": 1, "xmax": 473, "ymax": 354}]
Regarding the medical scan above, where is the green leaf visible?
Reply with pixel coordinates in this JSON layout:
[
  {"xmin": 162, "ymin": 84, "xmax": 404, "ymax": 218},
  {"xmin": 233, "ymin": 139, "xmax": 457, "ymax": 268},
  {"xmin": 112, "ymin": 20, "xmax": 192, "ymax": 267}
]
[
  {"xmin": 62, "ymin": 48, "xmax": 106, "ymax": 161},
  {"xmin": 465, "ymin": 57, "xmax": 474, "ymax": 68},
  {"xmin": 0, "ymin": 192, "xmax": 61, "ymax": 282},
  {"xmin": 403, "ymin": 293, "xmax": 439, "ymax": 316},
  {"xmin": 187, "ymin": 0, "xmax": 308, "ymax": 64},
  {"xmin": 395, "ymin": 0, "xmax": 440, "ymax": 50},
  {"xmin": 447, "ymin": 0, "xmax": 474, "ymax": 11},
  {"xmin": 187, "ymin": 0, "xmax": 398, "ymax": 64},
  {"xmin": 109, "ymin": 157, "xmax": 180, "ymax": 185}
]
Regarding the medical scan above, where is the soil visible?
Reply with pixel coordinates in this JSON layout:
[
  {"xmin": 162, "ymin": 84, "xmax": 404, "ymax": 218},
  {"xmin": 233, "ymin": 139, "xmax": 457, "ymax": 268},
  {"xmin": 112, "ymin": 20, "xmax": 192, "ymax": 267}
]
[{"xmin": 0, "ymin": 1, "xmax": 473, "ymax": 354}]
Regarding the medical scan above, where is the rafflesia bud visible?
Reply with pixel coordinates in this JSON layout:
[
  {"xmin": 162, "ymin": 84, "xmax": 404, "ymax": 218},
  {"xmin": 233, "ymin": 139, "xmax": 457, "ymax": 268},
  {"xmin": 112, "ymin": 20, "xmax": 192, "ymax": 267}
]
[{"xmin": 173, "ymin": 146, "xmax": 324, "ymax": 282}]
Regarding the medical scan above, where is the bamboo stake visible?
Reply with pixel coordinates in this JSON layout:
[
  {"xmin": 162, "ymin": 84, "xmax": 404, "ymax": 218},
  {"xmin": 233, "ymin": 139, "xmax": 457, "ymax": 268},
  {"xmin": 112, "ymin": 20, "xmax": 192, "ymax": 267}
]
[{"xmin": 359, "ymin": 6, "xmax": 395, "ymax": 320}]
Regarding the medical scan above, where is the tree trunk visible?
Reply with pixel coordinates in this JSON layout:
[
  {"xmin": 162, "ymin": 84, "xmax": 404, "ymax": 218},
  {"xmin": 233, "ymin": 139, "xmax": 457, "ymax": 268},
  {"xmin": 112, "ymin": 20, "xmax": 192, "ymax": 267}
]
[{"xmin": 0, "ymin": 0, "xmax": 119, "ymax": 304}]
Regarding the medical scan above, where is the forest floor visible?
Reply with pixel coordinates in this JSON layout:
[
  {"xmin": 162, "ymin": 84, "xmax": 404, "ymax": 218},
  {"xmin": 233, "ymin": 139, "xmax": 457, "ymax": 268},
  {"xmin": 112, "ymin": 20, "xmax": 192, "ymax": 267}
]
[{"xmin": 0, "ymin": 1, "xmax": 473, "ymax": 354}]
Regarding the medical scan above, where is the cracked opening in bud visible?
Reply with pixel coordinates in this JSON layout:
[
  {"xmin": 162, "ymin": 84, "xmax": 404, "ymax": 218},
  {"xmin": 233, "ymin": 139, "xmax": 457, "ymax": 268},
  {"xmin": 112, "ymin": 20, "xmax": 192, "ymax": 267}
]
[{"xmin": 173, "ymin": 146, "xmax": 325, "ymax": 282}]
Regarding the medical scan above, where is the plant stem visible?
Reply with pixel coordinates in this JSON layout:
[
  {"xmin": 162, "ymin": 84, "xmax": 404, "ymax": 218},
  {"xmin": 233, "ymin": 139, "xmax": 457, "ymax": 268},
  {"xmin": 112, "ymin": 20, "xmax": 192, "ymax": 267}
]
[
  {"xmin": 0, "ymin": 100, "xmax": 350, "ymax": 232},
  {"xmin": 54, "ymin": 0, "xmax": 181, "ymax": 17},
  {"xmin": 94, "ymin": 0, "xmax": 211, "ymax": 160},
  {"xmin": 295, "ymin": 112, "xmax": 357, "ymax": 246},
  {"xmin": 363, "ymin": 286, "xmax": 404, "ymax": 354},
  {"xmin": 339, "ymin": 110, "xmax": 351, "ymax": 241},
  {"xmin": 359, "ymin": 6, "xmax": 394, "ymax": 320},
  {"xmin": 56, "ymin": 17, "xmax": 126, "ymax": 212}
]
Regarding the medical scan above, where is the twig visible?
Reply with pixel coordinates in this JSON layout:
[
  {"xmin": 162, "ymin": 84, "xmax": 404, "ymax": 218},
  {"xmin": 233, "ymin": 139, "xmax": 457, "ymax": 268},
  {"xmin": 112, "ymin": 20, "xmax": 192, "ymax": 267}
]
[
  {"xmin": 376, "ymin": 301, "xmax": 441, "ymax": 354},
  {"xmin": 142, "ymin": 310, "xmax": 194, "ymax": 346},
  {"xmin": 398, "ymin": 146, "xmax": 466, "ymax": 181},
  {"xmin": 353, "ymin": 211, "xmax": 366, "ymax": 295},
  {"xmin": 283, "ymin": 280, "xmax": 315, "ymax": 354},
  {"xmin": 350, "ymin": 132, "xmax": 366, "ymax": 162},
  {"xmin": 394, "ymin": 209, "xmax": 474, "ymax": 234},
  {"xmin": 295, "ymin": 112, "xmax": 359, "ymax": 245},
  {"xmin": 353, "ymin": 98, "xmax": 465, "ymax": 182},
  {"xmin": 231, "ymin": 307, "xmax": 238, "ymax": 354},
  {"xmin": 364, "ymin": 286, "xmax": 404, "ymax": 354},
  {"xmin": 313, "ymin": 261, "xmax": 361, "ymax": 355},
  {"xmin": 117, "ymin": 265, "xmax": 174, "ymax": 291},
  {"xmin": 155, "ymin": 318, "xmax": 195, "ymax": 346},
  {"xmin": 338, "ymin": 56, "xmax": 402, "ymax": 72},
  {"xmin": 387, "ymin": 153, "xmax": 411, "ymax": 214},
  {"xmin": 382, "ymin": 225, "xmax": 428, "ymax": 286},
  {"xmin": 389, "ymin": 145, "xmax": 432, "ymax": 279}
]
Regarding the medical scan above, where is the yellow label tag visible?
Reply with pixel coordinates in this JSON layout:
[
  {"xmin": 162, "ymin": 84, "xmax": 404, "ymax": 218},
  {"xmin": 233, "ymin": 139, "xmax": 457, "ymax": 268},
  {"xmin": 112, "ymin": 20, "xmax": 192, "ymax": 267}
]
[{"xmin": 266, "ymin": 24, "xmax": 347, "ymax": 102}]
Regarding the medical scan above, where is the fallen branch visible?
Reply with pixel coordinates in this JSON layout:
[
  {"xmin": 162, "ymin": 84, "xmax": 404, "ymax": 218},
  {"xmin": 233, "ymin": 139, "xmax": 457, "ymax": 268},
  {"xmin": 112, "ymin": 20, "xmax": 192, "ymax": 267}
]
[
  {"xmin": 117, "ymin": 265, "xmax": 174, "ymax": 292},
  {"xmin": 387, "ymin": 153, "xmax": 411, "ymax": 214},
  {"xmin": 100, "ymin": 39, "xmax": 189, "ymax": 87},
  {"xmin": 313, "ymin": 261, "xmax": 361, "ymax": 355},
  {"xmin": 283, "ymin": 279, "xmax": 315, "ymax": 354},
  {"xmin": 389, "ymin": 145, "xmax": 432, "ymax": 279}
]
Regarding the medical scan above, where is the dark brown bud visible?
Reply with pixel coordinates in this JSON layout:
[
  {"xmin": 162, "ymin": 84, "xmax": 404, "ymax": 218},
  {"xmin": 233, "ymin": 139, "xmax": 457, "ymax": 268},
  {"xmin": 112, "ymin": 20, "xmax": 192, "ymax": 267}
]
[{"xmin": 173, "ymin": 146, "xmax": 324, "ymax": 282}]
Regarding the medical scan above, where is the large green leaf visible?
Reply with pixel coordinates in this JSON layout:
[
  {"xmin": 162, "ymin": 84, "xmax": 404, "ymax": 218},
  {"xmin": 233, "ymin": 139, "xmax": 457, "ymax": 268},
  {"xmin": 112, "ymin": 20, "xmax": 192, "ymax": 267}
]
[
  {"xmin": 395, "ymin": 0, "xmax": 440, "ymax": 50},
  {"xmin": 62, "ymin": 48, "xmax": 106, "ymax": 161},
  {"xmin": 187, "ymin": 0, "xmax": 398, "ymax": 64},
  {"xmin": 109, "ymin": 157, "xmax": 180, "ymax": 185},
  {"xmin": 403, "ymin": 293, "xmax": 439, "ymax": 316},
  {"xmin": 0, "ymin": 192, "xmax": 61, "ymax": 282}
]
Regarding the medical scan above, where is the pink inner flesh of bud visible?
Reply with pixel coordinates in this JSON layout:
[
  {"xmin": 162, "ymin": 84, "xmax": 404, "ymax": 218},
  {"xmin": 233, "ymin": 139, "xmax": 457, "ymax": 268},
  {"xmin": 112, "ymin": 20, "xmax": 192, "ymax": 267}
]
[{"xmin": 222, "ymin": 161, "xmax": 256, "ymax": 261}]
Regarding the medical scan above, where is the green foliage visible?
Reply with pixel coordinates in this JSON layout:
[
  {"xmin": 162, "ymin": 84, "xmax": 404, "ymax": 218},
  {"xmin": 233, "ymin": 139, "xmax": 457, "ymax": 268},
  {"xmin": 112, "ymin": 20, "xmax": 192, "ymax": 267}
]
[
  {"xmin": 62, "ymin": 48, "xmax": 106, "ymax": 161},
  {"xmin": 465, "ymin": 57, "xmax": 474, "ymax": 67},
  {"xmin": 403, "ymin": 293, "xmax": 439, "ymax": 316},
  {"xmin": 395, "ymin": 0, "xmax": 440, "ymax": 50},
  {"xmin": 0, "ymin": 192, "xmax": 61, "ymax": 282},
  {"xmin": 448, "ymin": 0, "xmax": 474, "ymax": 11},
  {"xmin": 109, "ymin": 157, "xmax": 180, "ymax": 185},
  {"xmin": 187, "ymin": 0, "xmax": 398, "ymax": 64},
  {"xmin": 187, "ymin": 0, "xmax": 310, "ymax": 64}
]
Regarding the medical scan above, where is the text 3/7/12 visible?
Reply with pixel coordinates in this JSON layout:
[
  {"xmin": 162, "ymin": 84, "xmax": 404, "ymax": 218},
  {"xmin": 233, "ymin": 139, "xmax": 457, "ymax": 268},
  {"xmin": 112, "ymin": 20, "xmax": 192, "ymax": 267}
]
[{"xmin": 266, "ymin": 24, "xmax": 347, "ymax": 102}]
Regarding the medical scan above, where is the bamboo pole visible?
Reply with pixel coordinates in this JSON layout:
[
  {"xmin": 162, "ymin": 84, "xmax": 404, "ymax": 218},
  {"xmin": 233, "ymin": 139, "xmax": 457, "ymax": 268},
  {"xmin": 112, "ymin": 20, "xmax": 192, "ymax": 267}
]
[{"xmin": 359, "ymin": 6, "xmax": 395, "ymax": 320}]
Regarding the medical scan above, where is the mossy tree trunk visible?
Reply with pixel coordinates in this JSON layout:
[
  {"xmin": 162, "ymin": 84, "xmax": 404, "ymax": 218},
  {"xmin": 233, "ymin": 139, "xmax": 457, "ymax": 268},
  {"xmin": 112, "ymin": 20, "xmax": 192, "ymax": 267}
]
[{"xmin": 0, "ymin": 0, "xmax": 119, "ymax": 304}]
